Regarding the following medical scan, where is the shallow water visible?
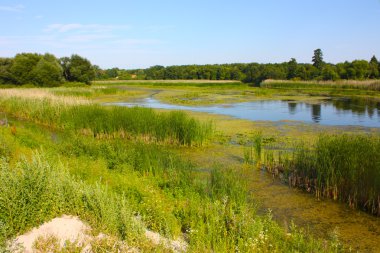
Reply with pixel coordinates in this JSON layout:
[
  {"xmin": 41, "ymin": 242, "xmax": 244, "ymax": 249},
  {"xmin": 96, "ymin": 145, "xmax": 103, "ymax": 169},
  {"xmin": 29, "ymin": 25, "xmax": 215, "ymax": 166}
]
[
  {"xmin": 249, "ymin": 168, "xmax": 380, "ymax": 252},
  {"xmin": 108, "ymin": 97, "xmax": 380, "ymax": 128}
]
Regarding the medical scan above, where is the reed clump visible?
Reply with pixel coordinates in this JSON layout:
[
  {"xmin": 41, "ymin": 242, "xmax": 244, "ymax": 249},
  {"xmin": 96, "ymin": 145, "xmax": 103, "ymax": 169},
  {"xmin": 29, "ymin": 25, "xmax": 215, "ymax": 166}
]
[{"xmin": 272, "ymin": 134, "xmax": 380, "ymax": 216}]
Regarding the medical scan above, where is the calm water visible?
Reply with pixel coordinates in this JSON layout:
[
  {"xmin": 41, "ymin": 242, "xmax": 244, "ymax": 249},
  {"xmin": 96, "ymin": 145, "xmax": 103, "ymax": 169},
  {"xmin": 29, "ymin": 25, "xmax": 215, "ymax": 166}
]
[{"xmin": 109, "ymin": 97, "xmax": 380, "ymax": 127}]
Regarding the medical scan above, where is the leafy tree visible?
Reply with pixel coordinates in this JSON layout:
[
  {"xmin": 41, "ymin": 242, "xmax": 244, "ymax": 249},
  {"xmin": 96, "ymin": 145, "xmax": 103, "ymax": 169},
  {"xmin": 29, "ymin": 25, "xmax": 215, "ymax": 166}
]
[
  {"xmin": 0, "ymin": 58, "xmax": 14, "ymax": 84},
  {"xmin": 369, "ymin": 55, "xmax": 379, "ymax": 79},
  {"xmin": 10, "ymin": 53, "xmax": 42, "ymax": 84},
  {"xmin": 351, "ymin": 60, "xmax": 370, "ymax": 80},
  {"xmin": 106, "ymin": 68, "xmax": 119, "ymax": 78},
  {"xmin": 321, "ymin": 64, "xmax": 339, "ymax": 81},
  {"xmin": 31, "ymin": 54, "xmax": 63, "ymax": 87},
  {"xmin": 93, "ymin": 65, "xmax": 108, "ymax": 80},
  {"xmin": 287, "ymin": 58, "xmax": 298, "ymax": 79},
  {"xmin": 59, "ymin": 57, "xmax": 71, "ymax": 81},
  {"xmin": 60, "ymin": 55, "xmax": 95, "ymax": 84},
  {"xmin": 145, "ymin": 65, "xmax": 165, "ymax": 80},
  {"xmin": 312, "ymin": 49, "xmax": 324, "ymax": 70}
]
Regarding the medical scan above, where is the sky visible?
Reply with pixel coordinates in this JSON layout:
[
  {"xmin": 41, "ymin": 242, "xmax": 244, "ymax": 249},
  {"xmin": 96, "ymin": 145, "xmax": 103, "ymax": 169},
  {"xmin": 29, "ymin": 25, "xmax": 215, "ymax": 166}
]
[{"xmin": 0, "ymin": 0, "xmax": 380, "ymax": 69}]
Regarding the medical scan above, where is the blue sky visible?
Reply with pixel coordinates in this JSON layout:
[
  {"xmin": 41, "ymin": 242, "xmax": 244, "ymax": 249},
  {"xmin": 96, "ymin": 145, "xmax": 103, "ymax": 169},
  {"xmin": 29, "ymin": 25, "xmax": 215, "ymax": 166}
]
[{"xmin": 0, "ymin": 0, "xmax": 379, "ymax": 68}]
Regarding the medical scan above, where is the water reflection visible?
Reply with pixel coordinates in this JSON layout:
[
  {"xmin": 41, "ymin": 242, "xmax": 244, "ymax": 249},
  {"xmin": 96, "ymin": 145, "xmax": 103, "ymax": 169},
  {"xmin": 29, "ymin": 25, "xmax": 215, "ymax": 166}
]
[
  {"xmin": 108, "ymin": 97, "xmax": 380, "ymax": 128},
  {"xmin": 288, "ymin": 102, "xmax": 297, "ymax": 115},
  {"xmin": 311, "ymin": 104, "xmax": 321, "ymax": 123},
  {"xmin": 332, "ymin": 97, "xmax": 380, "ymax": 117}
]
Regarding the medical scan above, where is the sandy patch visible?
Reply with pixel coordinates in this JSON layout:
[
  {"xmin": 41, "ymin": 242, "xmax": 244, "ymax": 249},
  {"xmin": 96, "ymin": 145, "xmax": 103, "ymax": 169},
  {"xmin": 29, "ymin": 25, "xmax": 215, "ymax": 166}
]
[{"xmin": 9, "ymin": 215, "xmax": 90, "ymax": 252}]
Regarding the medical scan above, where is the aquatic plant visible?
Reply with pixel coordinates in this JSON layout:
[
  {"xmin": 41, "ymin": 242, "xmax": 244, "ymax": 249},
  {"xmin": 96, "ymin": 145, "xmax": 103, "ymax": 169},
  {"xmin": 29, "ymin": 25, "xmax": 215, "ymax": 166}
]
[{"xmin": 271, "ymin": 134, "xmax": 380, "ymax": 216}]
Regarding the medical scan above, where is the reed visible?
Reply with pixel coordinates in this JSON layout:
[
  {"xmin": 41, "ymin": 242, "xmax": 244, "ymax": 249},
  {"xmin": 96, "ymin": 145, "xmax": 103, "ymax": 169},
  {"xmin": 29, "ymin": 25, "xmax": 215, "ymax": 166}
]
[
  {"xmin": 261, "ymin": 79, "xmax": 380, "ymax": 91},
  {"xmin": 244, "ymin": 132, "xmax": 263, "ymax": 168},
  {"xmin": 0, "ymin": 92, "xmax": 212, "ymax": 146},
  {"xmin": 272, "ymin": 134, "xmax": 380, "ymax": 216}
]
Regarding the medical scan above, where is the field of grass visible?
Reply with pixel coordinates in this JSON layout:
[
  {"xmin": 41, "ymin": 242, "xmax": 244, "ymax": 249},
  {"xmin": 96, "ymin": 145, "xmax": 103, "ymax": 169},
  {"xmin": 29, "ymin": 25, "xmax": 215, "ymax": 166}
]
[
  {"xmin": 0, "ymin": 87, "xmax": 348, "ymax": 252},
  {"xmin": 261, "ymin": 79, "xmax": 380, "ymax": 91}
]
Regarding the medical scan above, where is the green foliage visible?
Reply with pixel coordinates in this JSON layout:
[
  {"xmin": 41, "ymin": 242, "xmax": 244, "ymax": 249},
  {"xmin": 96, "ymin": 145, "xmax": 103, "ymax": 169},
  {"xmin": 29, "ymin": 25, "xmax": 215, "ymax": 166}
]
[
  {"xmin": 0, "ymin": 58, "xmax": 14, "ymax": 84},
  {"xmin": 10, "ymin": 53, "xmax": 42, "ymax": 85},
  {"xmin": 4, "ymin": 53, "xmax": 64, "ymax": 87},
  {"xmin": 31, "ymin": 54, "xmax": 64, "ymax": 87},
  {"xmin": 60, "ymin": 55, "xmax": 95, "ymax": 84},
  {"xmin": 312, "ymin": 48, "xmax": 324, "ymax": 70}
]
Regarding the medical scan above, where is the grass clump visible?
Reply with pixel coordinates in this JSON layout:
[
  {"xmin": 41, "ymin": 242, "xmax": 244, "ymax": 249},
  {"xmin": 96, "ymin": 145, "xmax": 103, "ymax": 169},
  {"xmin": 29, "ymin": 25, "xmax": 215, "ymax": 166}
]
[{"xmin": 275, "ymin": 134, "xmax": 380, "ymax": 216}]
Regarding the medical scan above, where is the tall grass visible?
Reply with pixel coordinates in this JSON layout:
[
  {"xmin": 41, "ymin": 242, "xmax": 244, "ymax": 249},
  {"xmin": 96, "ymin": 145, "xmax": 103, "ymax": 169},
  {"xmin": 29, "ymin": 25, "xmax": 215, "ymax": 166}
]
[
  {"xmin": 270, "ymin": 134, "xmax": 380, "ymax": 216},
  {"xmin": 0, "ymin": 153, "xmax": 146, "ymax": 250},
  {"xmin": 261, "ymin": 79, "xmax": 380, "ymax": 91},
  {"xmin": 0, "ymin": 94, "xmax": 212, "ymax": 146}
]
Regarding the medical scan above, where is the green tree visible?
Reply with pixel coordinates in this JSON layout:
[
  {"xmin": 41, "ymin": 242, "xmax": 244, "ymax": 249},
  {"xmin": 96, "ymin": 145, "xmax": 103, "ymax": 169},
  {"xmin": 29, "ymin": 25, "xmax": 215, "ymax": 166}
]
[
  {"xmin": 351, "ymin": 60, "xmax": 370, "ymax": 80},
  {"xmin": 60, "ymin": 55, "xmax": 95, "ymax": 84},
  {"xmin": 369, "ymin": 55, "xmax": 379, "ymax": 79},
  {"xmin": 0, "ymin": 58, "xmax": 14, "ymax": 84},
  {"xmin": 287, "ymin": 58, "xmax": 298, "ymax": 79},
  {"xmin": 312, "ymin": 49, "xmax": 324, "ymax": 70},
  {"xmin": 10, "ymin": 53, "xmax": 42, "ymax": 85},
  {"xmin": 105, "ymin": 68, "xmax": 119, "ymax": 78},
  {"xmin": 31, "ymin": 54, "xmax": 63, "ymax": 87},
  {"xmin": 321, "ymin": 64, "xmax": 339, "ymax": 81}
]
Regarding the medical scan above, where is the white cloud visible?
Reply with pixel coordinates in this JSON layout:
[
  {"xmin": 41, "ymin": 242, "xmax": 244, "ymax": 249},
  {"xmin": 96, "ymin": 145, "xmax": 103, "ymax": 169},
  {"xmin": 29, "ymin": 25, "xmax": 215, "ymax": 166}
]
[
  {"xmin": 44, "ymin": 23, "xmax": 130, "ymax": 33},
  {"xmin": 0, "ymin": 4, "xmax": 24, "ymax": 12}
]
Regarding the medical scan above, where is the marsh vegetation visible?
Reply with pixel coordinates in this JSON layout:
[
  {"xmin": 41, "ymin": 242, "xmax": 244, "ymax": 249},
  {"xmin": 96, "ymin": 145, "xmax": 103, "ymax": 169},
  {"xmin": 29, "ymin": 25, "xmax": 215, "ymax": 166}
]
[{"xmin": 0, "ymin": 82, "xmax": 379, "ymax": 252}]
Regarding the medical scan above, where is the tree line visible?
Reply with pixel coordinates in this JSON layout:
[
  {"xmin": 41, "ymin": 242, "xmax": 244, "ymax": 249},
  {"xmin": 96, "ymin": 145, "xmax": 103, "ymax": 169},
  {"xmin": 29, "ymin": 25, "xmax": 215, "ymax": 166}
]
[
  {"xmin": 96, "ymin": 49, "xmax": 380, "ymax": 85},
  {"xmin": 1, "ymin": 49, "xmax": 380, "ymax": 87},
  {"xmin": 0, "ymin": 53, "xmax": 95, "ymax": 86}
]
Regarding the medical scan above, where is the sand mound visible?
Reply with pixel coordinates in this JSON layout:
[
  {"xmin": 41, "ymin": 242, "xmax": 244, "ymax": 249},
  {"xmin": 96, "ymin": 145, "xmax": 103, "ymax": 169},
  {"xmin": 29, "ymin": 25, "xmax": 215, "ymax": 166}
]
[
  {"xmin": 8, "ymin": 215, "xmax": 188, "ymax": 252},
  {"xmin": 9, "ymin": 215, "xmax": 90, "ymax": 252}
]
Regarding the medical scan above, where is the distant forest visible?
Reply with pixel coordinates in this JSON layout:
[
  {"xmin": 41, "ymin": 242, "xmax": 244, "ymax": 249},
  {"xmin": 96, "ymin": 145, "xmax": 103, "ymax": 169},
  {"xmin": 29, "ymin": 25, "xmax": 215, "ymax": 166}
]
[
  {"xmin": 97, "ymin": 49, "xmax": 380, "ymax": 85},
  {"xmin": 1, "ymin": 49, "xmax": 379, "ymax": 87}
]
